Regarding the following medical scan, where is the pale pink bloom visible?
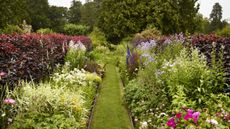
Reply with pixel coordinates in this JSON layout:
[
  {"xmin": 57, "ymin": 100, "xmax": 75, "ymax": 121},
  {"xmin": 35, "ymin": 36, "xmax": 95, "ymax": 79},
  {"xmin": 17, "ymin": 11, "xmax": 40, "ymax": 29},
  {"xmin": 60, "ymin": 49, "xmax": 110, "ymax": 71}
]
[
  {"xmin": 0, "ymin": 71, "xmax": 7, "ymax": 77},
  {"xmin": 3, "ymin": 98, "xmax": 16, "ymax": 105}
]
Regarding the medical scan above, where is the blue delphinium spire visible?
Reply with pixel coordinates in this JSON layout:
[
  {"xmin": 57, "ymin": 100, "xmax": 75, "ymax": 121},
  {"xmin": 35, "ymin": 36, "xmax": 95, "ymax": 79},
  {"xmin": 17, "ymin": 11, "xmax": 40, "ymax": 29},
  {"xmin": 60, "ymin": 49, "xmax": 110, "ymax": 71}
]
[{"xmin": 126, "ymin": 44, "xmax": 131, "ymax": 65}]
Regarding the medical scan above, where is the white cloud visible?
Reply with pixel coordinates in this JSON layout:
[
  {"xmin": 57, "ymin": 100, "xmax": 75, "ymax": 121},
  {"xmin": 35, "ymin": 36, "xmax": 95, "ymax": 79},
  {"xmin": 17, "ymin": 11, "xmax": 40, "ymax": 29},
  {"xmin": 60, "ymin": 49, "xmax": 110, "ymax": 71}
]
[{"xmin": 48, "ymin": 0, "xmax": 85, "ymax": 8}]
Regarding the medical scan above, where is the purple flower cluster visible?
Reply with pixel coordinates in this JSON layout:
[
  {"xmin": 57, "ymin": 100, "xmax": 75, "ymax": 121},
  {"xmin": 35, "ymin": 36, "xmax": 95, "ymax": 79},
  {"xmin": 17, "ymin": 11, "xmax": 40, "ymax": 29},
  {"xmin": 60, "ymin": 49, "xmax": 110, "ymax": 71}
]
[
  {"xmin": 140, "ymin": 53, "xmax": 154, "ymax": 66},
  {"xmin": 136, "ymin": 40, "xmax": 156, "ymax": 51}
]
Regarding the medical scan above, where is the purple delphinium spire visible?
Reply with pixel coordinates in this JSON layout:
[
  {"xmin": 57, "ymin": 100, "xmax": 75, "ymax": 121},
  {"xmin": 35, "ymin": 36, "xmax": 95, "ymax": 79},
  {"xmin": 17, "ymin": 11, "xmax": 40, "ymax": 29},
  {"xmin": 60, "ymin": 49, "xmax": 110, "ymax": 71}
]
[{"xmin": 126, "ymin": 45, "xmax": 131, "ymax": 65}]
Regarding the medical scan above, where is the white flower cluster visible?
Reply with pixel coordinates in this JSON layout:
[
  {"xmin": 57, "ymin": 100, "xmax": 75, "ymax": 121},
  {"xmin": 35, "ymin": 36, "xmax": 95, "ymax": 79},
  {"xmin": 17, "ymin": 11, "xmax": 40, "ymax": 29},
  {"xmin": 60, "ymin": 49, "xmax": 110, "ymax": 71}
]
[
  {"xmin": 206, "ymin": 119, "xmax": 218, "ymax": 125},
  {"xmin": 69, "ymin": 40, "xmax": 86, "ymax": 51},
  {"xmin": 52, "ymin": 68, "xmax": 88, "ymax": 87},
  {"xmin": 140, "ymin": 121, "xmax": 148, "ymax": 129}
]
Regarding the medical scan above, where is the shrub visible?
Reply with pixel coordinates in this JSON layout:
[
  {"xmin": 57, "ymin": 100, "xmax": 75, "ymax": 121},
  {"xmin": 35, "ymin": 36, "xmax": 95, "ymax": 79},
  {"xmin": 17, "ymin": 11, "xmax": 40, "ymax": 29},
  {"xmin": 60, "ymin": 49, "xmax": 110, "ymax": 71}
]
[
  {"xmin": 36, "ymin": 28, "xmax": 54, "ymax": 34},
  {"xmin": 217, "ymin": 26, "xmax": 230, "ymax": 37},
  {"xmin": 0, "ymin": 34, "xmax": 93, "ymax": 89},
  {"xmin": 0, "ymin": 34, "xmax": 70, "ymax": 89},
  {"xmin": 89, "ymin": 27, "xmax": 108, "ymax": 47},
  {"xmin": 132, "ymin": 28, "xmax": 162, "ymax": 47},
  {"xmin": 63, "ymin": 24, "xmax": 90, "ymax": 36},
  {"xmin": 2, "ymin": 25, "xmax": 23, "ymax": 34},
  {"xmin": 65, "ymin": 47, "xmax": 87, "ymax": 70}
]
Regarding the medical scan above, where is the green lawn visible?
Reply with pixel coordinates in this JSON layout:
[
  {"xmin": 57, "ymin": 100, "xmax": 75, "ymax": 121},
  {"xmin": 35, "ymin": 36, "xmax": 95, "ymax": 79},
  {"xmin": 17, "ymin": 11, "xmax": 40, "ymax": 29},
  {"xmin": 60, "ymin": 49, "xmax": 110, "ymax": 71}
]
[{"xmin": 90, "ymin": 64, "xmax": 132, "ymax": 129}]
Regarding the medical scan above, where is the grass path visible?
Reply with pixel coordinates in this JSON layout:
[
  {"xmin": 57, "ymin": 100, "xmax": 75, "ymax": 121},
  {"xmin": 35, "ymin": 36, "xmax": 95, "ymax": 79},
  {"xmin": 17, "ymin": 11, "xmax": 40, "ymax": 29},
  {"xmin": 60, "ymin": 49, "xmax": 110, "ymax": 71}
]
[{"xmin": 90, "ymin": 64, "xmax": 132, "ymax": 129}]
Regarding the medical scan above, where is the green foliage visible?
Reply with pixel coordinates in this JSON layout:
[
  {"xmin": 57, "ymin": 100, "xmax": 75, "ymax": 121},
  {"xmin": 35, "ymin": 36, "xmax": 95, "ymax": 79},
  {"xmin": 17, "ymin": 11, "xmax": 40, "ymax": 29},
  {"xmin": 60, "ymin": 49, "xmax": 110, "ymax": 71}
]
[
  {"xmin": 68, "ymin": 0, "xmax": 82, "ymax": 24},
  {"xmin": 2, "ymin": 25, "xmax": 23, "ymax": 34},
  {"xmin": 194, "ymin": 14, "xmax": 210, "ymax": 34},
  {"xmin": 97, "ymin": 0, "xmax": 153, "ymax": 43},
  {"xmin": 63, "ymin": 24, "xmax": 90, "ymax": 36},
  {"xmin": 26, "ymin": 0, "xmax": 51, "ymax": 31},
  {"xmin": 48, "ymin": 6, "xmax": 68, "ymax": 33},
  {"xmin": 97, "ymin": 0, "xmax": 200, "ymax": 42},
  {"xmin": 124, "ymin": 43, "xmax": 227, "ymax": 128},
  {"xmin": 155, "ymin": 0, "xmax": 199, "ymax": 34},
  {"xmin": 1, "ymin": 62, "xmax": 101, "ymax": 128},
  {"xmin": 9, "ymin": 83, "xmax": 86, "ymax": 129},
  {"xmin": 209, "ymin": 2, "xmax": 223, "ymax": 32},
  {"xmin": 80, "ymin": 2, "xmax": 98, "ymax": 29},
  {"xmin": 65, "ymin": 48, "xmax": 87, "ymax": 70},
  {"xmin": 0, "ymin": 0, "xmax": 29, "ymax": 29},
  {"xmin": 36, "ymin": 28, "xmax": 54, "ymax": 34},
  {"xmin": 89, "ymin": 27, "xmax": 108, "ymax": 47},
  {"xmin": 217, "ymin": 26, "xmax": 230, "ymax": 37}
]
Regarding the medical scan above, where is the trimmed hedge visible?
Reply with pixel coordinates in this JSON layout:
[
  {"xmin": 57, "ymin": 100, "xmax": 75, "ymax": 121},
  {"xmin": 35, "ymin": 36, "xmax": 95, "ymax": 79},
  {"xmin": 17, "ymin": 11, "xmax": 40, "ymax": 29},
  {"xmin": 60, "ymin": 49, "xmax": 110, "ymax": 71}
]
[
  {"xmin": 0, "ymin": 34, "xmax": 92, "ymax": 88},
  {"xmin": 192, "ymin": 34, "xmax": 230, "ymax": 85}
]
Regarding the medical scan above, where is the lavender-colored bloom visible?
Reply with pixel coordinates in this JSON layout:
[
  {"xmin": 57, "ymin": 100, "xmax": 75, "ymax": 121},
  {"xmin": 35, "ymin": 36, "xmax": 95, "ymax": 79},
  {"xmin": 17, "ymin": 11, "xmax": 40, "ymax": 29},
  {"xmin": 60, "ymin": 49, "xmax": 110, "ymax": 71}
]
[
  {"xmin": 140, "ymin": 53, "xmax": 154, "ymax": 66},
  {"xmin": 163, "ymin": 38, "xmax": 172, "ymax": 45},
  {"xmin": 137, "ymin": 40, "xmax": 156, "ymax": 51},
  {"xmin": 174, "ymin": 33, "xmax": 185, "ymax": 43}
]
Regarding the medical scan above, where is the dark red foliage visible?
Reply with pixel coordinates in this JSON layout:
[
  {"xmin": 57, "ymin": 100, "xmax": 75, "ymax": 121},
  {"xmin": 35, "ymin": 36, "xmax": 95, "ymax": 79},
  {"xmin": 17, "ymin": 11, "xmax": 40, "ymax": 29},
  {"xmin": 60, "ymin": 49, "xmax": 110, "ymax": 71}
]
[
  {"xmin": 191, "ymin": 34, "xmax": 230, "ymax": 86},
  {"xmin": 0, "ymin": 33, "xmax": 92, "ymax": 89}
]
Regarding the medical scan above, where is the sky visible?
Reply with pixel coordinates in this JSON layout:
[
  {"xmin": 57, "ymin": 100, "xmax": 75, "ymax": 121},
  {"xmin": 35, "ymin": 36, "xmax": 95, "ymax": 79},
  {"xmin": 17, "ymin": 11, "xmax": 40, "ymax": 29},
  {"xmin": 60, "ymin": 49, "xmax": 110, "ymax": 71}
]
[{"xmin": 48, "ymin": 0, "xmax": 230, "ymax": 20}]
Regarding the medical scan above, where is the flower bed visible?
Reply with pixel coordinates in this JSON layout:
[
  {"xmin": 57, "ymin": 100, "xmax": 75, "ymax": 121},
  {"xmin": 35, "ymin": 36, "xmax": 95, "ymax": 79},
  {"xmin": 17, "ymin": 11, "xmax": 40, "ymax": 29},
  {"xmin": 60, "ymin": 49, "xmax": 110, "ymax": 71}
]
[{"xmin": 121, "ymin": 32, "xmax": 230, "ymax": 129}]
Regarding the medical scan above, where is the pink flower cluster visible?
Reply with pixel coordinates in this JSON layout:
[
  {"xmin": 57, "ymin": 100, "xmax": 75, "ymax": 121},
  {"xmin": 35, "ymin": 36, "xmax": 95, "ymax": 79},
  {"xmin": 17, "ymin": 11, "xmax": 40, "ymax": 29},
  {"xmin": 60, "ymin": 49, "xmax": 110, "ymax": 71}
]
[
  {"xmin": 167, "ymin": 109, "xmax": 200, "ymax": 128},
  {"xmin": 3, "ymin": 98, "xmax": 16, "ymax": 105}
]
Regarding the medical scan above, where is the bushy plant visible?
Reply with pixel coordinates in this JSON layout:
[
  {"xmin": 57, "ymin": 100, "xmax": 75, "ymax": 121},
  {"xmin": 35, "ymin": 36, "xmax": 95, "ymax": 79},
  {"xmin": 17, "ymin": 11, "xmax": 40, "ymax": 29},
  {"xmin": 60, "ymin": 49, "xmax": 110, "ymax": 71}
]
[
  {"xmin": 63, "ymin": 24, "xmax": 90, "ymax": 36},
  {"xmin": 0, "ymin": 34, "xmax": 93, "ymax": 88},
  {"xmin": 132, "ymin": 28, "xmax": 162, "ymax": 47},
  {"xmin": 217, "ymin": 26, "xmax": 230, "ymax": 37},
  {"xmin": 65, "ymin": 42, "xmax": 87, "ymax": 70},
  {"xmin": 89, "ymin": 27, "xmax": 108, "ymax": 47},
  {"xmin": 1, "ymin": 62, "xmax": 102, "ymax": 128},
  {"xmin": 0, "ymin": 34, "xmax": 69, "ymax": 88},
  {"xmin": 124, "ymin": 46, "xmax": 228, "ymax": 128},
  {"xmin": 36, "ymin": 28, "xmax": 54, "ymax": 34},
  {"xmin": 2, "ymin": 25, "xmax": 23, "ymax": 34},
  {"xmin": 7, "ymin": 82, "xmax": 87, "ymax": 129}
]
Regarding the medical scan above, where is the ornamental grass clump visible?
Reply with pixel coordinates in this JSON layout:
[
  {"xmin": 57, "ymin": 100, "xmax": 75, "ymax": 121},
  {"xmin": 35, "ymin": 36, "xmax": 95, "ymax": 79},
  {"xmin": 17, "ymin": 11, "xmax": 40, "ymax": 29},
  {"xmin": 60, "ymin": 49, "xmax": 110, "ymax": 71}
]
[{"xmin": 7, "ymin": 82, "xmax": 87, "ymax": 129}]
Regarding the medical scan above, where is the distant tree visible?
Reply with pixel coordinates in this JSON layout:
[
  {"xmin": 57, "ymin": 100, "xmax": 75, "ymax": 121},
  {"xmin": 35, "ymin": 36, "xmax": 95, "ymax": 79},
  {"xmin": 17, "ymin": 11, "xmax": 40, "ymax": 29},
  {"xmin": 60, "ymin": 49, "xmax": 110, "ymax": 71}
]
[
  {"xmin": 0, "ymin": 0, "xmax": 29, "ymax": 29},
  {"xmin": 155, "ymin": 0, "xmax": 199, "ymax": 34},
  {"xmin": 97, "ymin": 0, "xmax": 154, "ymax": 43},
  {"xmin": 209, "ymin": 2, "xmax": 222, "ymax": 32},
  {"xmin": 80, "ymin": 2, "xmax": 98, "ymax": 30},
  {"xmin": 194, "ymin": 14, "xmax": 210, "ymax": 34},
  {"xmin": 48, "ymin": 6, "xmax": 68, "ymax": 32},
  {"xmin": 68, "ymin": 0, "xmax": 82, "ymax": 24},
  {"xmin": 26, "ymin": 0, "xmax": 51, "ymax": 31}
]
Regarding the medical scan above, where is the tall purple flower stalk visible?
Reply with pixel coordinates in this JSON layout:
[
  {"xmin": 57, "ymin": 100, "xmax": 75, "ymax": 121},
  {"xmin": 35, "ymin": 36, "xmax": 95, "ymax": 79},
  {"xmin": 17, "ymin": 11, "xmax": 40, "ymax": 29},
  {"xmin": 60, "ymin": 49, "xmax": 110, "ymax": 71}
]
[{"xmin": 126, "ymin": 45, "xmax": 131, "ymax": 65}]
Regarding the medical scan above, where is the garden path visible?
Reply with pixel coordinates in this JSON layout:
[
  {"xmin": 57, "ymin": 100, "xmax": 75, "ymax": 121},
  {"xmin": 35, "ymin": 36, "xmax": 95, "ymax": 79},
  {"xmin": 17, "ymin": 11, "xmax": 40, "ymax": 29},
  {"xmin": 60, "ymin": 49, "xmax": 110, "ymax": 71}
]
[{"xmin": 90, "ymin": 64, "xmax": 132, "ymax": 129}]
